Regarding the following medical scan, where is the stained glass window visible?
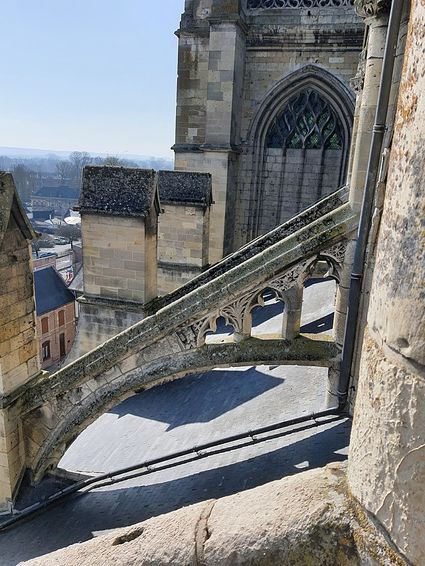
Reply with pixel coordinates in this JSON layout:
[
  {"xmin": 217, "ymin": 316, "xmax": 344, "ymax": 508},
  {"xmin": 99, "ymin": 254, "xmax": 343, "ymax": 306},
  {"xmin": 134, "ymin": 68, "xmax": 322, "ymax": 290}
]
[{"xmin": 266, "ymin": 90, "xmax": 343, "ymax": 150}]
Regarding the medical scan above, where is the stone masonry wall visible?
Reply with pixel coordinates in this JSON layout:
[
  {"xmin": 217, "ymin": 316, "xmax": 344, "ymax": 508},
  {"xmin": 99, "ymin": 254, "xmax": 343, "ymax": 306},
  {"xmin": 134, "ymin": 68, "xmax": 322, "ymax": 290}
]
[
  {"xmin": 257, "ymin": 147, "xmax": 343, "ymax": 234},
  {"xmin": 0, "ymin": 215, "xmax": 38, "ymax": 396},
  {"xmin": 175, "ymin": 1, "xmax": 363, "ymax": 259},
  {"xmin": 234, "ymin": 8, "xmax": 362, "ymax": 247},
  {"xmin": 82, "ymin": 213, "xmax": 152, "ymax": 304},
  {"xmin": 68, "ymin": 301, "xmax": 144, "ymax": 361},
  {"xmin": 158, "ymin": 203, "xmax": 209, "ymax": 295},
  {"xmin": 348, "ymin": 2, "xmax": 425, "ymax": 563},
  {"xmin": 0, "ymin": 213, "xmax": 39, "ymax": 509}
]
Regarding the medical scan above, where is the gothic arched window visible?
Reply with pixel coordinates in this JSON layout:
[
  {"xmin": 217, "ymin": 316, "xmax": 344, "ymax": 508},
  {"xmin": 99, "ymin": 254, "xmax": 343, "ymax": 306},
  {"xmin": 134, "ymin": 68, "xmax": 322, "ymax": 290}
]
[
  {"xmin": 266, "ymin": 90, "xmax": 343, "ymax": 150},
  {"xmin": 254, "ymin": 88, "xmax": 348, "ymax": 236}
]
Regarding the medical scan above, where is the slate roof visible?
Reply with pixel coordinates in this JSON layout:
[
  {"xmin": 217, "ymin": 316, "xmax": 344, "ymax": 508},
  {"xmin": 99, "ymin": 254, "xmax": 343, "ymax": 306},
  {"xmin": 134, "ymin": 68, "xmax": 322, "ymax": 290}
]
[
  {"xmin": 34, "ymin": 267, "xmax": 75, "ymax": 316},
  {"xmin": 158, "ymin": 170, "xmax": 212, "ymax": 207},
  {"xmin": 79, "ymin": 166, "xmax": 160, "ymax": 217},
  {"xmin": 34, "ymin": 186, "xmax": 80, "ymax": 200}
]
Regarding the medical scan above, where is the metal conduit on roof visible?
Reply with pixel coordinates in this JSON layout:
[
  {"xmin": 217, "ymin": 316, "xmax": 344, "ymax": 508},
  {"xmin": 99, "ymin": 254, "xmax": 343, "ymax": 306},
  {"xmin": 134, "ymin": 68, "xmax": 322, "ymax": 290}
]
[{"xmin": 0, "ymin": 408, "xmax": 346, "ymax": 532}]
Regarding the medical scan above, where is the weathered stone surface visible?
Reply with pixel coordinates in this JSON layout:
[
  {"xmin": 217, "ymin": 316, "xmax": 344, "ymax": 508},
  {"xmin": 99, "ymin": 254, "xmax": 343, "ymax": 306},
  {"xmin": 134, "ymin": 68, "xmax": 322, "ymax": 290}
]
[
  {"xmin": 0, "ymin": 195, "xmax": 354, "ymax": 485},
  {"xmin": 20, "ymin": 499, "xmax": 209, "ymax": 565},
  {"xmin": 158, "ymin": 170, "xmax": 212, "ymax": 207},
  {"xmin": 365, "ymin": 5, "xmax": 425, "ymax": 369},
  {"xmin": 349, "ymin": 330, "xmax": 425, "ymax": 565},
  {"xmin": 79, "ymin": 166, "xmax": 159, "ymax": 218},
  {"xmin": 20, "ymin": 464, "xmax": 406, "ymax": 566},
  {"xmin": 348, "ymin": 2, "xmax": 425, "ymax": 564},
  {"xmin": 0, "ymin": 173, "xmax": 39, "ymax": 510}
]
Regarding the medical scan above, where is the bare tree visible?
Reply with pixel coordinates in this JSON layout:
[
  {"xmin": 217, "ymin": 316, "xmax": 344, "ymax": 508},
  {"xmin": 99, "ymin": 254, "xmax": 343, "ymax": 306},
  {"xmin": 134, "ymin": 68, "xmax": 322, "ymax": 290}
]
[
  {"xmin": 56, "ymin": 160, "xmax": 73, "ymax": 185},
  {"xmin": 56, "ymin": 223, "xmax": 81, "ymax": 249},
  {"xmin": 12, "ymin": 164, "xmax": 39, "ymax": 203},
  {"xmin": 103, "ymin": 155, "xmax": 138, "ymax": 167},
  {"xmin": 69, "ymin": 151, "xmax": 91, "ymax": 186},
  {"xmin": 103, "ymin": 155, "xmax": 123, "ymax": 166}
]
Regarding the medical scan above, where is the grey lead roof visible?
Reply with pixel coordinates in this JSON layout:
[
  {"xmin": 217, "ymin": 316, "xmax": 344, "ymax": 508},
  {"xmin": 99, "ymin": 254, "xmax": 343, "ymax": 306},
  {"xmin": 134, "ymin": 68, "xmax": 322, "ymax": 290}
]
[
  {"xmin": 158, "ymin": 170, "xmax": 212, "ymax": 207},
  {"xmin": 79, "ymin": 166, "xmax": 159, "ymax": 217}
]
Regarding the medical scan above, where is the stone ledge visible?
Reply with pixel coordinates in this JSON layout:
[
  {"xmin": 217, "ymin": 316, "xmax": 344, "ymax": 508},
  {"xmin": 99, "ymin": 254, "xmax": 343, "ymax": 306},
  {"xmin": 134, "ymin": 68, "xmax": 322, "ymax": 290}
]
[
  {"xmin": 76, "ymin": 294, "xmax": 146, "ymax": 314},
  {"xmin": 20, "ymin": 463, "xmax": 407, "ymax": 566},
  {"xmin": 157, "ymin": 261, "xmax": 204, "ymax": 273}
]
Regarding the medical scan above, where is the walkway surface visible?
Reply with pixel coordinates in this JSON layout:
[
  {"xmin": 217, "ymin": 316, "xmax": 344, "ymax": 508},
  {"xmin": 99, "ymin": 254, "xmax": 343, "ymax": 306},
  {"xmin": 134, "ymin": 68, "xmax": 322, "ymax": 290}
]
[{"xmin": 0, "ymin": 279, "xmax": 351, "ymax": 565}]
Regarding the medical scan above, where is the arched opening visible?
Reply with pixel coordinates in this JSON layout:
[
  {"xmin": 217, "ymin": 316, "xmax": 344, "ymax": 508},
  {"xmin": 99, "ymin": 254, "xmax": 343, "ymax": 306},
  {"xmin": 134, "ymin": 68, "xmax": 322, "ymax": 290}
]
[
  {"xmin": 250, "ymin": 288, "xmax": 285, "ymax": 338},
  {"xmin": 300, "ymin": 254, "xmax": 341, "ymax": 338},
  {"xmin": 205, "ymin": 316, "xmax": 235, "ymax": 344},
  {"xmin": 241, "ymin": 66, "xmax": 354, "ymax": 242},
  {"xmin": 301, "ymin": 277, "xmax": 337, "ymax": 336},
  {"xmin": 257, "ymin": 88, "xmax": 349, "ymax": 235}
]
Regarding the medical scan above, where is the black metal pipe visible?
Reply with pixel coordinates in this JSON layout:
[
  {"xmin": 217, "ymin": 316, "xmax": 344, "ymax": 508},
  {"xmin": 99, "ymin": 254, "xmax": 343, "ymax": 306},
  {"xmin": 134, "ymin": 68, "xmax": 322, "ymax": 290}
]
[
  {"xmin": 0, "ymin": 407, "xmax": 344, "ymax": 532},
  {"xmin": 338, "ymin": 0, "xmax": 404, "ymax": 409}
]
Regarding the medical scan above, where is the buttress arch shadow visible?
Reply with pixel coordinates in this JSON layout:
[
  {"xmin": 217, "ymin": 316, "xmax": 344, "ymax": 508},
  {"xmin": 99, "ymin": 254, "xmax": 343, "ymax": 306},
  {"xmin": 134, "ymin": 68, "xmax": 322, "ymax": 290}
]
[{"xmin": 25, "ymin": 336, "xmax": 335, "ymax": 484}]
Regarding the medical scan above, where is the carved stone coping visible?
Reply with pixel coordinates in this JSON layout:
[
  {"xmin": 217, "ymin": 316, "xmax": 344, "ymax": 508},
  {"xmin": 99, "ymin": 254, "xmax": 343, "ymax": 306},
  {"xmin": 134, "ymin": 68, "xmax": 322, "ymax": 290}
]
[
  {"xmin": 247, "ymin": 0, "xmax": 354, "ymax": 9},
  {"xmin": 353, "ymin": 0, "xmax": 391, "ymax": 18}
]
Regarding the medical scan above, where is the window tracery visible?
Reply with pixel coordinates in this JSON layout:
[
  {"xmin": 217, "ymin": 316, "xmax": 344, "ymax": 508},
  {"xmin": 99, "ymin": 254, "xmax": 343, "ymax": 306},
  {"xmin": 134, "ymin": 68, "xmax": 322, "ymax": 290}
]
[
  {"xmin": 247, "ymin": 0, "xmax": 353, "ymax": 8},
  {"xmin": 266, "ymin": 89, "xmax": 343, "ymax": 150}
]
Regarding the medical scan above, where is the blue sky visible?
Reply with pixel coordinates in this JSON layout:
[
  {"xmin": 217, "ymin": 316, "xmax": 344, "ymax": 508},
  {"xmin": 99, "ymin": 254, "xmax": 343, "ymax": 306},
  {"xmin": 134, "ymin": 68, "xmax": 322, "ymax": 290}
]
[{"xmin": 0, "ymin": 1, "xmax": 184, "ymax": 158}]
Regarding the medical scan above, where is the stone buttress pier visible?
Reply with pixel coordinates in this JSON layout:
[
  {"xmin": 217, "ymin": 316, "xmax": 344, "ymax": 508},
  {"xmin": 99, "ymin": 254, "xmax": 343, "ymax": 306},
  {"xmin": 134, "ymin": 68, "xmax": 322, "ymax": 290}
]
[
  {"xmin": 0, "ymin": 174, "xmax": 40, "ymax": 512},
  {"xmin": 157, "ymin": 170, "xmax": 212, "ymax": 295},
  {"xmin": 70, "ymin": 166, "xmax": 160, "ymax": 358},
  {"xmin": 348, "ymin": 1, "xmax": 425, "ymax": 561}
]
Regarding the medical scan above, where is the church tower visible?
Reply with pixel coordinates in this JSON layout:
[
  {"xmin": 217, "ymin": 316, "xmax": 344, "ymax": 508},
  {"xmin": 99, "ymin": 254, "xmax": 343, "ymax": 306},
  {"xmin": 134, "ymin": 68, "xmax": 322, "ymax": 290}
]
[{"xmin": 174, "ymin": 0, "xmax": 363, "ymax": 261}]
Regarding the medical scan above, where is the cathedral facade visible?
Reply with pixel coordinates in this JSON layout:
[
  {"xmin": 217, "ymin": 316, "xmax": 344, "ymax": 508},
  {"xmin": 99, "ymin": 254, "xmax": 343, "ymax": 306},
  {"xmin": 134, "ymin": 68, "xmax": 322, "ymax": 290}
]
[{"xmin": 174, "ymin": 0, "xmax": 364, "ymax": 262}]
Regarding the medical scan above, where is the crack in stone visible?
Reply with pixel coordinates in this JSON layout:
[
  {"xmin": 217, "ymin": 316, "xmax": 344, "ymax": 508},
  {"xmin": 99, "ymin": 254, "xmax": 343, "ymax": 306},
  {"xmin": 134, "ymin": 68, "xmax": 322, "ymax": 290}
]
[
  {"xmin": 194, "ymin": 500, "xmax": 217, "ymax": 566},
  {"xmin": 111, "ymin": 526, "xmax": 144, "ymax": 546}
]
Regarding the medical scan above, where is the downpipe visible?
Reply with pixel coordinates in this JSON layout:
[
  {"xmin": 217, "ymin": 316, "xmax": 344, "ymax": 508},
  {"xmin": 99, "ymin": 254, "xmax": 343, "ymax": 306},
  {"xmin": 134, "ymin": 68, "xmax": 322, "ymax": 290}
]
[{"xmin": 338, "ymin": 0, "xmax": 405, "ymax": 410}]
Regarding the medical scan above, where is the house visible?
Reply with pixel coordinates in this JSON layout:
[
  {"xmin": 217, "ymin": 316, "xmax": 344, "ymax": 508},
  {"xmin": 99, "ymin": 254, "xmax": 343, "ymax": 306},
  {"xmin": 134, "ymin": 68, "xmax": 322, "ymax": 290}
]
[
  {"xmin": 31, "ymin": 186, "xmax": 80, "ymax": 218},
  {"xmin": 33, "ymin": 267, "xmax": 76, "ymax": 369}
]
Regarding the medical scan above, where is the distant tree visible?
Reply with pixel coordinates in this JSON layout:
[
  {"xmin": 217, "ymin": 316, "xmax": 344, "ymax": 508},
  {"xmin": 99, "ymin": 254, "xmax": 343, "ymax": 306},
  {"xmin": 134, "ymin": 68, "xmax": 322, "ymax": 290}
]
[
  {"xmin": 12, "ymin": 164, "xmax": 38, "ymax": 203},
  {"xmin": 0, "ymin": 156, "xmax": 12, "ymax": 170},
  {"xmin": 56, "ymin": 223, "xmax": 81, "ymax": 249},
  {"xmin": 56, "ymin": 160, "xmax": 73, "ymax": 185},
  {"xmin": 69, "ymin": 151, "xmax": 91, "ymax": 186},
  {"xmin": 102, "ymin": 155, "xmax": 138, "ymax": 167},
  {"xmin": 103, "ymin": 155, "xmax": 123, "ymax": 166}
]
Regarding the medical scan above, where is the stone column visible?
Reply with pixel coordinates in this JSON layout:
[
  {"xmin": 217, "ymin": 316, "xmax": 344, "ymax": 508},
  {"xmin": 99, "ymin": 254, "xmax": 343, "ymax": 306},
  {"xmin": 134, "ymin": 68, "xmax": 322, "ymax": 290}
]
[
  {"xmin": 348, "ymin": 2, "xmax": 425, "ymax": 563},
  {"xmin": 349, "ymin": 0, "xmax": 390, "ymax": 210},
  {"xmin": 175, "ymin": 0, "xmax": 246, "ymax": 263},
  {"xmin": 202, "ymin": 2, "xmax": 246, "ymax": 262},
  {"xmin": 334, "ymin": 1, "xmax": 391, "ymax": 351},
  {"xmin": 282, "ymin": 287, "xmax": 303, "ymax": 341}
]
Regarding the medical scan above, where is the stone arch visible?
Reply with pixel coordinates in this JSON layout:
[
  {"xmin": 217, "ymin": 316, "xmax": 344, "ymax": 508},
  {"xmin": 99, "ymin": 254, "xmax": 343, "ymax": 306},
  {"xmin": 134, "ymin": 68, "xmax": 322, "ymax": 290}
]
[
  {"xmin": 243, "ymin": 65, "xmax": 355, "ymax": 241},
  {"xmin": 24, "ymin": 337, "xmax": 335, "ymax": 483}
]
